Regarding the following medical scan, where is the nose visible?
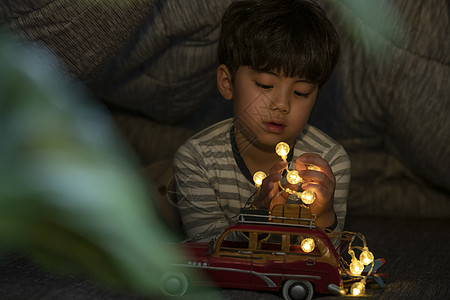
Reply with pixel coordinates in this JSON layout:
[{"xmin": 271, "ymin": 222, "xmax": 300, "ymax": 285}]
[{"xmin": 270, "ymin": 89, "xmax": 290, "ymax": 113}]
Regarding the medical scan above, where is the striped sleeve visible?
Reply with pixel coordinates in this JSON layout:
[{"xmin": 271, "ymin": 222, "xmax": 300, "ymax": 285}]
[
  {"xmin": 326, "ymin": 143, "xmax": 351, "ymax": 234},
  {"xmin": 173, "ymin": 141, "xmax": 231, "ymax": 241}
]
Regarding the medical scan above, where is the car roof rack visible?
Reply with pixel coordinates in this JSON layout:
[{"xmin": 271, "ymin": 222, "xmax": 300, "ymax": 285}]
[{"xmin": 237, "ymin": 204, "xmax": 318, "ymax": 229}]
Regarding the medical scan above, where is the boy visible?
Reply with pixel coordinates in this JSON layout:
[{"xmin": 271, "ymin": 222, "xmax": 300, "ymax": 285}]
[{"xmin": 173, "ymin": 0, "xmax": 350, "ymax": 242}]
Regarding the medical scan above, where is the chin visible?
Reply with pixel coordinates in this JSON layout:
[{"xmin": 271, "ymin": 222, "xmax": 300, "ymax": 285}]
[{"xmin": 254, "ymin": 136, "xmax": 289, "ymax": 151}]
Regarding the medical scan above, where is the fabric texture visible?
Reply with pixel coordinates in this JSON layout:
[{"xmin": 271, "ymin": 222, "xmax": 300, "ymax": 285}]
[
  {"xmin": 1, "ymin": 0, "xmax": 447, "ymax": 220},
  {"xmin": 0, "ymin": 0, "xmax": 157, "ymax": 81},
  {"xmin": 311, "ymin": 0, "xmax": 450, "ymax": 217},
  {"xmin": 0, "ymin": 0, "xmax": 234, "ymax": 125},
  {"xmin": 173, "ymin": 118, "xmax": 351, "ymax": 242},
  {"xmin": 87, "ymin": 0, "xmax": 234, "ymax": 124}
]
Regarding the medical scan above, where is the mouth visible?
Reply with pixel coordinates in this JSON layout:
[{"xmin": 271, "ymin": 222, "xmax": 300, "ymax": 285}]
[{"xmin": 263, "ymin": 120, "xmax": 286, "ymax": 133}]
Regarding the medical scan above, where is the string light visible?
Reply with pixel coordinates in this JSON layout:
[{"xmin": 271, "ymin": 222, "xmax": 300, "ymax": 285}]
[
  {"xmin": 275, "ymin": 142, "xmax": 290, "ymax": 160},
  {"xmin": 248, "ymin": 153, "xmax": 381, "ymax": 297},
  {"xmin": 348, "ymin": 248, "xmax": 364, "ymax": 276},
  {"xmin": 350, "ymin": 281, "xmax": 366, "ymax": 296},
  {"xmin": 349, "ymin": 257, "xmax": 364, "ymax": 276},
  {"xmin": 300, "ymin": 190, "xmax": 316, "ymax": 205},
  {"xmin": 252, "ymin": 142, "xmax": 319, "ymax": 205},
  {"xmin": 301, "ymin": 237, "xmax": 315, "ymax": 253},
  {"xmin": 326, "ymin": 231, "xmax": 380, "ymax": 297},
  {"xmin": 274, "ymin": 142, "xmax": 317, "ymax": 204},
  {"xmin": 285, "ymin": 187, "xmax": 295, "ymax": 194},
  {"xmin": 360, "ymin": 247, "xmax": 374, "ymax": 265},
  {"xmin": 250, "ymin": 143, "xmax": 382, "ymax": 298},
  {"xmin": 253, "ymin": 171, "xmax": 267, "ymax": 188},
  {"xmin": 231, "ymin": 140, "xmax": 381, "ymax": 297},
  {"xmin": 286, "ymin": 170, "xmax": 302, "ymax": 185}
]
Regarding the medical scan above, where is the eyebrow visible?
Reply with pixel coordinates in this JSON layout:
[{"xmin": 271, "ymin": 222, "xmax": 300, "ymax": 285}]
[{"xmin": 260, "ymin": 70, "xmax": 314, "ymax": 84}]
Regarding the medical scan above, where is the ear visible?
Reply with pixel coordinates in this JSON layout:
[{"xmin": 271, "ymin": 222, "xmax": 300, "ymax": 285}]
[{"xmin": 217, "ymin": 64, "xmax": 233, "ymax": 100}]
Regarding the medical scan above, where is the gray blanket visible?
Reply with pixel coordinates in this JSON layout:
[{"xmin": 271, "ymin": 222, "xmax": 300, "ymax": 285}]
[{"xmin": 1, "ymin": 0, "xmax": 449, "ymax": 219}]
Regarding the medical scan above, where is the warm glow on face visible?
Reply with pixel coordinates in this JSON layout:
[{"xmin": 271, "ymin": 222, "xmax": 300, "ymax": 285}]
[
  {"xmin": 253, "ymin": 171, "xmax": 267, "ymax": 188},
  {"xmin": 301, "ymin": 237, "xmax": 315, "ymax": 253},
  {"xmin": 275, "ymin": 142, "xmax": 290, "ymax": 160},
  {"xmin": 300, "ymin": 190, "xmax": 316, "ymax": 204}
]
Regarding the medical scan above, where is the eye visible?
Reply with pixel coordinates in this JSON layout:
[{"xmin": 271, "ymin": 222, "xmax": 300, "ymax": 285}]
[
  {"xmin": 294, "ymin": 91, "xmax": 310, "ymax": 98},
  {"xmin": 255, "ymin": 81, "xmax": 273, "ymax": 90}
]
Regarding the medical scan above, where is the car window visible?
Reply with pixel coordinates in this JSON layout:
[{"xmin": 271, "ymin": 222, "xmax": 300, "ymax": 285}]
[
  {"xmin": 257, "ymin": 233, "xmax": 283, "ymax": 251},
  {"xmin": 220, "ymin": 230, "xmax": 251, "ymax": 250}
]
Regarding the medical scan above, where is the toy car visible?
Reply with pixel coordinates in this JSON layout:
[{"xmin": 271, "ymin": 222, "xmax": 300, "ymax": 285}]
[{"xmin": 160, "ymin": 204, "xmax": 384, "ymax": 299}]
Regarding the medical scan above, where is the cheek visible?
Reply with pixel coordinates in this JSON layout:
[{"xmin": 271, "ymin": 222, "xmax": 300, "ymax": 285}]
[
  {"xmin": 290, "ymin": 102, "xmax": 315, "ymax": 125},
  {"xmin": 294, "ymin": 97, "xmax": 316, "ymax": 114},
  {"xmin": 235, "ymin": 90, "xmax": 271, "ymax": 119}
]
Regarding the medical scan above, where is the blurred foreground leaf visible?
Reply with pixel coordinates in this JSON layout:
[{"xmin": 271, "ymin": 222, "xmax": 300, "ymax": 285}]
[{"xmin": 0, "ymin": 37, "xmax": 181, "ymax": 295}]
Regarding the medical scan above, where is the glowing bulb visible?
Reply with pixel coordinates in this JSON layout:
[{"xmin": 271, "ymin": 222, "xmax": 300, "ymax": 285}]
[
  {"xmin": 301, "ymin": 237, "xmax": 315, "ymax": 253},
  {"xmin": 300, "ymin": 190, "xmax": 316, "ymax": 204},
  {"xmin": 350, "ymin": 281, "xmax": 366, "ymax": 296},
  {"xmin": 275, "ymin": 142, "xmax": 290, "ymax": 160},
  {"xmin": 349, "ymin": 258, "xmax": 364, "ymax": 276},
  {"xmin": 253, "ymin": 171, "xmax": 267, "ymax": 188},
  {"xmin": 359, "ymin": 248, "xmax": 374, "ymax": 265},
  {"xmin": 286, "ymin": 170, "xmax": 302, "ymax": 185}
]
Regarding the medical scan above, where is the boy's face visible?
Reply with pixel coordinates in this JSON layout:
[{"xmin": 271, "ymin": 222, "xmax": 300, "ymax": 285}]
[{"xmin": 225, "ymin": 66, "xmax": 318, "ymax": 152}]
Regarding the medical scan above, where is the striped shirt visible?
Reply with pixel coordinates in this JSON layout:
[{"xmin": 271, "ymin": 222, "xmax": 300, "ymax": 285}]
[{"xmin": 174, "ymin": 118, "xmax": 350, "ymax": 242}]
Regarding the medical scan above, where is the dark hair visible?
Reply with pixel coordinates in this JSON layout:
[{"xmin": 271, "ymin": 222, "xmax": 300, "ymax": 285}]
[{"xmin": 218, "ymin": 0, "xmax": 340, "ymax": 86}]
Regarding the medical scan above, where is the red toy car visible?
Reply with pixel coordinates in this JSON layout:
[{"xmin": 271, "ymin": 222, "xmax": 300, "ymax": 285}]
[{"xmin": 160, "ymin": 204, "xmax": 384, "ymax": 300}]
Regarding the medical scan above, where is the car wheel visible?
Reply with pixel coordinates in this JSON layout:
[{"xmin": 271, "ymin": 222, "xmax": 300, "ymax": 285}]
[
  {"xmin": 282, "ymin": 280, "xmax": 314, "ymax": 300},
  {"xmin": 160, "ymin": 272, "xmax": 189, "ymax": 297}
]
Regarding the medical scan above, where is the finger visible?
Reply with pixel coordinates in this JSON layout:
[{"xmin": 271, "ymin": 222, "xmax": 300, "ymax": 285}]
[
  {"xmin": 282, "ymin": 182, "xmax": 299, "ymax": 192},
  {"xmin": 255, "ymin": 176, "xmax": 280, "ymax": 208},
  {"xmin": 301, "ymin": 182, "xmax": 331, "ymax": 197},
  {"xmin": 294, "ymin": 156, "xmax": 307, "ymax": 171},
  {"xmin": 254, "ymin": 161, "xmax": 288, "ymax": 209},
  {"xmin": 258, "ymin": 187, "xmax": 279, "ymax": 209},
  {"xmin": 299, "ymin": 169, "xmax": 334, "ymax": 188},
  {"xmin": 296, "ymin": 153, "xmax": 335, "ymax": 184},
  {"xmin": 296, "ymin": 153, "xmax": 327, "ymax": 170},
  {"xmin": 261, "ymin": 179, "xmax": 274, "ymax": 195},
  {"xmin": 260, "ymin": 169, "xmax": 283, "ymax": 196},
  {"xmin": 301, "ymin": 183, "xmax": 334, "ymax": 211}
]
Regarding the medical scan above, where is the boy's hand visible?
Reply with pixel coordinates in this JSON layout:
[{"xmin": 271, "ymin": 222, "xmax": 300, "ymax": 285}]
[
  {"xmin": 295, "ymin": 153, "xmax": 336, "ymax": 228},
  {"xmin": 252, "ymin": 161, "xmax": 288, "ymax": 209}
]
